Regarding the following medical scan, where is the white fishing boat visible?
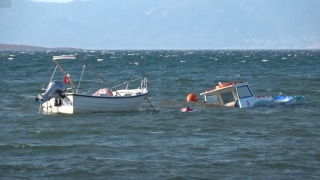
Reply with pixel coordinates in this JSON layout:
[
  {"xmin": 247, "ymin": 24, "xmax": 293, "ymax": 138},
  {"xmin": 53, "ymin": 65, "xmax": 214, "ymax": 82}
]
[
  {"xmin": 200, "ymin": 81, "xmax": 273, "ymax": 108},
  {"xmin": 36, "ymin": 55, "xmax": 149, "ymax": 114}
]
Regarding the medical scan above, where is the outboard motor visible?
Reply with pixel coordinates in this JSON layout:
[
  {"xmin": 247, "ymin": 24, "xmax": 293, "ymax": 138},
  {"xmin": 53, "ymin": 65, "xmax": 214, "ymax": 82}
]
[{"xmin": 36, "ymin": 80, "xmax": 66, "ymax": 104}]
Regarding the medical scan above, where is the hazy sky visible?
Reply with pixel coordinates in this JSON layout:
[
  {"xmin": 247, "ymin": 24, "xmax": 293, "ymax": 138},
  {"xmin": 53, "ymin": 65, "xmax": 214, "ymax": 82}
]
[
  {"xmin": 31, "ymin": 0, "xmax": 74, "ymax": 3},
  {"xmin": 1, "ymin": 0, "xmax": 320, "ymax": 49}
]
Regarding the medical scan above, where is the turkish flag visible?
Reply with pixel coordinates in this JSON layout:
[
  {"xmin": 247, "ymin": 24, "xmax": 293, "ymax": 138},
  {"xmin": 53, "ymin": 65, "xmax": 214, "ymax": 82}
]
[{"xmin": 63, "ymin": 76, "xmax": 70, "ymax": 84}]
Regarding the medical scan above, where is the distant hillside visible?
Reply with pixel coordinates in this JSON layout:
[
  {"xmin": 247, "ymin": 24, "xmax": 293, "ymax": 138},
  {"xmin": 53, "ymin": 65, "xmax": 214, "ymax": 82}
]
[
  {"xmin": 1, "ymin": 0, "xmax": 319, "ymax": 49},
  {"xmin": 0, "ymin": 43, "xmax": 82, "ymax": 51}
]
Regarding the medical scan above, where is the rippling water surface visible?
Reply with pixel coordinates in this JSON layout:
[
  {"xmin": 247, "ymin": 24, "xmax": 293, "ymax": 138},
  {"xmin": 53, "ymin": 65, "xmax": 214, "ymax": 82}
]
[{"xmin": 0, "ymin": 50, "xmax": 319, "ymax": 179}]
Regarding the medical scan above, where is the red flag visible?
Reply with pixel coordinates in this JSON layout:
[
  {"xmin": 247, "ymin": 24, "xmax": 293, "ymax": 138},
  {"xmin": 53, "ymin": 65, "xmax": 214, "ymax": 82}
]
[{"xmin": 63, "ymin": 76, "xmax": 70, "ymax": 84}]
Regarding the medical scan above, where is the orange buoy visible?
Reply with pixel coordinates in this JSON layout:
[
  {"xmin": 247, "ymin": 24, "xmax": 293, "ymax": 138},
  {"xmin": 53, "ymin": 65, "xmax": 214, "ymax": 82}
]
[
  {"xmin": 216, "ymin": 82, "xmax": 235, "ymax": 89},
  {"xmin": 186, "ymin": 93, "xmax": 198, "ymax": 102}
]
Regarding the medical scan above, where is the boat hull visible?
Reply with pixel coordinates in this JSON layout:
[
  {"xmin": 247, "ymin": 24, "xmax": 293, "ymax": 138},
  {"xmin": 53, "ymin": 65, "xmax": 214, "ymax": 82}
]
[{"xmin": 41, "ymin": 93, "xmax": 148, "ymax": 114}]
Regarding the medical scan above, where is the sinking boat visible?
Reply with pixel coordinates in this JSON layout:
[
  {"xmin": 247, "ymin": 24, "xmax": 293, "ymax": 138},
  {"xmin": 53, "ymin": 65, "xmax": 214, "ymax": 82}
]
[
  {"xmin": 36, "ymin": 55, "xmax": 149, "ymax": 114},
  {"xmin": 200, "ymin": 81, "xmax": 273, "ymax": 108}
]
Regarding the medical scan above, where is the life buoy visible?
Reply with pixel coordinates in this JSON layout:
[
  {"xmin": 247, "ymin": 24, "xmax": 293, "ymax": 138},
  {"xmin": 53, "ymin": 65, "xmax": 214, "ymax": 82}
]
[
  {"xmin": 216, "ymin": 82, "xmax": 235, "ymax": 89},
  {"xmin": 206, "ymin": 81, "xmax": 243, "ymax": 92}
]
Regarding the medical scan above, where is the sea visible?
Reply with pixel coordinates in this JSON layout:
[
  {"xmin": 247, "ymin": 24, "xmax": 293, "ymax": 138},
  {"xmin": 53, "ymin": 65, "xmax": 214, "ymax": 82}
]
[{"xmin": 0, "ymin": 49, "xmax": 319, "ymax": 179}]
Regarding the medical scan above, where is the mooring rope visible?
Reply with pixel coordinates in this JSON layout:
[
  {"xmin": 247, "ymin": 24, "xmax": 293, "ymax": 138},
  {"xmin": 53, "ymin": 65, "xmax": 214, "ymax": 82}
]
[{"xmin": 146, "ymin": 96, "xmax": 157, "ymax": 111}]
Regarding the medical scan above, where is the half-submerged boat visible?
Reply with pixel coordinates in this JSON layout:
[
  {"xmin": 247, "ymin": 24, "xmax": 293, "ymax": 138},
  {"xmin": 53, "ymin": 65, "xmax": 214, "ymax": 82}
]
[
  {"xmin": 200, "ymin": 81, "xmax": 273, "ymax": 108},
  {"xmin": 36, "ymin": 55, "xmax": 149, "ymax": 114}
]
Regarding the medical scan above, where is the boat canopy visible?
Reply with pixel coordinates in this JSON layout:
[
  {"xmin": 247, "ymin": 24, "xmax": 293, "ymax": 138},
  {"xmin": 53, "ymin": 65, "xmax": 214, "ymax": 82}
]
[{"xmin": 53, "ymin": 55, "xmax": 76, "ymax": 61}]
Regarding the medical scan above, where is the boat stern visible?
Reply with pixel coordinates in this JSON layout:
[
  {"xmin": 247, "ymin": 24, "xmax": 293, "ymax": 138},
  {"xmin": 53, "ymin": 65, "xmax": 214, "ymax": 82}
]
[{"xmin": 40, "ymin": 95, "xmax": 74, "ymax": 114}]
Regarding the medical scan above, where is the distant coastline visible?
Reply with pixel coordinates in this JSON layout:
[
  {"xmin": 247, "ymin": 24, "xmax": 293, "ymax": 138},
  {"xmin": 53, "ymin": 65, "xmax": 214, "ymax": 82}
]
[
  {"xmin": 1, "ymin": 43, "xmax": 319, "ymax": 51},
  {"xmin": 0, "ymin": 43, "xmax": 82, "ymax": 51}
]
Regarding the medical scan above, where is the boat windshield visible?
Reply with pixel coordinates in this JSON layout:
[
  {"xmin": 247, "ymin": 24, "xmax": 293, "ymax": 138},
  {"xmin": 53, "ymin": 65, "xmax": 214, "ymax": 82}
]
[
  {"xmin": 237, "ymin": 85, "xmax": 253, "ymax": 98},
  {"xmin": 221, "ymin": 91, "xmax": 235, "ymax": 104},
  {"xmin": 206, "ymin": 95, "xmax": 219, "ymax": 104}
]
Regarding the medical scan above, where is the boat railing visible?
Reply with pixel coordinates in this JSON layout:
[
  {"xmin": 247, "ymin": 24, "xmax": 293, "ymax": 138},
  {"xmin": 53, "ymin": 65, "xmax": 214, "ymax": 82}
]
[
  {"xmin": 112, "ymin": 78, "xmax": 147, "ymax": 91},
  {"xmin": 66, "ymin": 88, "xmax": 75, "ymax": 93},
  {"xmin": 141, "ymin": 78, "xmax": 147, "ymax": 93}
]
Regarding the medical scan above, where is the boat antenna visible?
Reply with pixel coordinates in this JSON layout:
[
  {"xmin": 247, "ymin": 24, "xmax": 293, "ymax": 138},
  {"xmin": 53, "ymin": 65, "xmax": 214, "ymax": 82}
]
[{"xmin": 77, "ymin": 59, "xmax": 119, "ymax": 94}]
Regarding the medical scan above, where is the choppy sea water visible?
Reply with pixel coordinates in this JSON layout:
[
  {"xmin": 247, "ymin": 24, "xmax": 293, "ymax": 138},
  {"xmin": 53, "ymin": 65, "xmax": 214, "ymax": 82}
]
[{"xmin": 0, "ymin": 50, "xmax": 319, "ymax": 179}]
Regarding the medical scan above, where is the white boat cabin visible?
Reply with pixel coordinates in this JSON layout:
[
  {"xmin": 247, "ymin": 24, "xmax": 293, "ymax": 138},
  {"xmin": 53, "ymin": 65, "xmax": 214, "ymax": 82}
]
[{"xmin": 200, "ymin": 82, "xmax": 273, "ymax": 108}]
